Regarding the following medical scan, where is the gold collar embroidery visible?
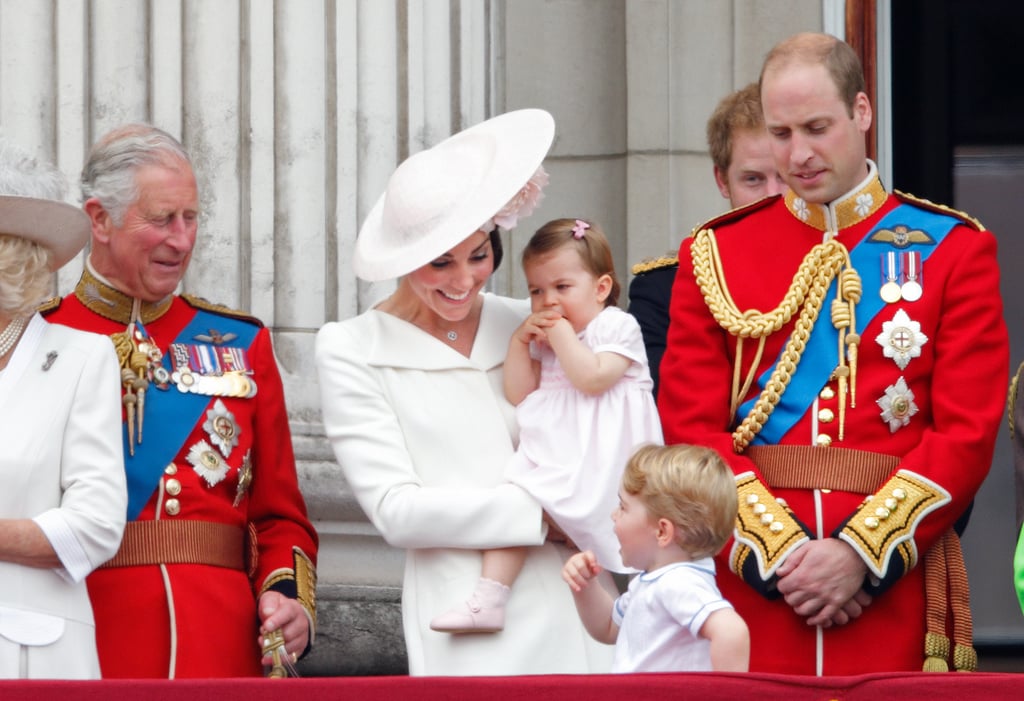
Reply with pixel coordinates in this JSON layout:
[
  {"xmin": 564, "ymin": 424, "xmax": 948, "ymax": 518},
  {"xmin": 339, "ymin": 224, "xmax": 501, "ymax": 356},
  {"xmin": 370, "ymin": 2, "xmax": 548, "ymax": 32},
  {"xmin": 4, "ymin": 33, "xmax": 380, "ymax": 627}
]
[
  {"xmin": 74, "ymin": 267, "xmax": 174, "ymax": 324},
  {"xmin": 784, "ymin": 166, "xmax": 888, "ymax": 233}
]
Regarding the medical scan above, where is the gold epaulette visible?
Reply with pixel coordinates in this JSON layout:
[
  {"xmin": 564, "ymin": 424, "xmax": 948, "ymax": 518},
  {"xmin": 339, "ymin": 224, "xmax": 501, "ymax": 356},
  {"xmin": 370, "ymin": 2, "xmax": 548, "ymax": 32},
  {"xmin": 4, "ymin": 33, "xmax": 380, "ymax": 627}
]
[
  {"xmin": 630, "ymin": 254, "xmax": 679, "ymax": 276},
  {"xmin": 688, "ymin": 194, "xmax": 780, "ymax": 238},
  {"xmin": 894, "ymin": 190, "xmax": 986, "ymax": 231},
  {"xmin": 36, "ymin": 296, "xmax": 63, "ymax": 315},
  {"xmin": 182, "ymin": 293, "xmax": 263, "ymax": 328}
]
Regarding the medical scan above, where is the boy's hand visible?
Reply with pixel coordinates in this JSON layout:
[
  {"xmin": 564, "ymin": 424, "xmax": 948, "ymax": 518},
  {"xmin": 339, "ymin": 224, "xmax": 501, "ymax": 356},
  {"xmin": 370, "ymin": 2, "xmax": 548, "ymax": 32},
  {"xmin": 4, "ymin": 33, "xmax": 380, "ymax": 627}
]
[{"xmin": 562, "ymin": 550, "xmax": 602, "ymax": 593}]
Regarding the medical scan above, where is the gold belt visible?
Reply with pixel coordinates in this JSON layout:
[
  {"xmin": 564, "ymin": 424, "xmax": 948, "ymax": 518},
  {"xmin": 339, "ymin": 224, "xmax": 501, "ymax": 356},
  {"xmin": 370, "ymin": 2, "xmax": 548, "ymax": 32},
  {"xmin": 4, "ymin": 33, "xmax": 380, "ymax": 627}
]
[
  {"xmin": 746, "ymin": 445, "xmax": 900, "ymax": 494},
  {"xmin": 101, "ymin": 520, "xmax": 245, "ymax": 570}
]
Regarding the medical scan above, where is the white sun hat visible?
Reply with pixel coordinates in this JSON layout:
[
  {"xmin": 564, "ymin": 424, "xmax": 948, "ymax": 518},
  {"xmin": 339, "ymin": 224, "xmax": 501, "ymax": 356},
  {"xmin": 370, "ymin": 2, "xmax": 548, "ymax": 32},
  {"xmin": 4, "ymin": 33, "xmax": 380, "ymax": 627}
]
[
  {"xmin": 0, "ymin": 195, "xmax": 90, "ymax": 270},
  {"xmin": 353, "ymin": 108, "xmax": 555, "ymax": 282}
]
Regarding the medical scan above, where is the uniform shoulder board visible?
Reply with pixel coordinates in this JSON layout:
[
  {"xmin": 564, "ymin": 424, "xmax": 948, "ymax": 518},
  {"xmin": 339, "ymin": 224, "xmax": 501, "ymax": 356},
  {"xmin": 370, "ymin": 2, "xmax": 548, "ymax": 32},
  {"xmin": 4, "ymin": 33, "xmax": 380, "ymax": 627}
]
[
  {"xmin": 181, "ymin": 293, "xmax": 264, "ymax": 328},
  {"xmin": 631, "ymin": 254, "xmax": 679, "ymax": 276},
  {"xmin": 37, "ymin": 296, "xmax": 63, "ymax": 316},
  {"xmin": 689, "ymin": 194, "xmax": 780, "ymax": 238},
  {"xmin": 894, "ymin": 190, "xmax": 985, "ymax": 231}
]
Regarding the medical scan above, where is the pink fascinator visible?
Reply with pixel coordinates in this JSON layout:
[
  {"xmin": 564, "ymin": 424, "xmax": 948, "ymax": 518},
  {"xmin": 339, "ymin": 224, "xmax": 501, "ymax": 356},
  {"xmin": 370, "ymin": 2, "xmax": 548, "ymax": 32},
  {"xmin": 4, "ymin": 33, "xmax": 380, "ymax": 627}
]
[
  {"xmin": 483, "ymin": 165, "xmax": 549, "ymax": 232},
  {"xmin": 571, "ymin": 219, "xmax": 590, "ymax": 239}
]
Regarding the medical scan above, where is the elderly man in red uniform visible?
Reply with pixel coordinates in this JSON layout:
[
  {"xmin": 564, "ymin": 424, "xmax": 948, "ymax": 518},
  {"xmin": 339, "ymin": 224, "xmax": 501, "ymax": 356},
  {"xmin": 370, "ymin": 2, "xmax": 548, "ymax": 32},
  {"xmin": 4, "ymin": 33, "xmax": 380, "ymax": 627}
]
[
  {"xmin": 658, "ymin": 32, "xmax": 1008, "ymax": 676},
  {"xmin": 44, "ymin": 124, "xmax": 318, "ymax": 678}
]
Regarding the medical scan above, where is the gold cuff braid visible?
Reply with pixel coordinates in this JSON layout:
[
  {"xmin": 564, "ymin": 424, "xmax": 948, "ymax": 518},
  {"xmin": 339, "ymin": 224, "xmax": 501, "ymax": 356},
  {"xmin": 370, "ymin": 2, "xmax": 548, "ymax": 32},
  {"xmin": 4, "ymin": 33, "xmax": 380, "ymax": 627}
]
[
  {"xmin": 260, "ymin": 547, "xmax": 318, "ymax": 630},
  {"xmin": 839, "ymin": 470, "xmax": 950, "ymax": 578},
  {"xmin": 733, "ymin": 471, "xmax": 808, "ymax": 578}
]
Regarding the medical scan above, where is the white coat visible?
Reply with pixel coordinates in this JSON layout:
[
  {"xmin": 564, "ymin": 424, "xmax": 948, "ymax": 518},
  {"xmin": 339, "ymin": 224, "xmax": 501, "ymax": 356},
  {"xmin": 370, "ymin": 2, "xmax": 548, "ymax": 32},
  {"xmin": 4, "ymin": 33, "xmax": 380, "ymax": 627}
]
[
  {"xmin": 316, "ymin": 294, "xmax": 613, "ymax": 675},
  {"xmin": 0, "ymin": 315, "xmax": 126, "ymax": 679}
]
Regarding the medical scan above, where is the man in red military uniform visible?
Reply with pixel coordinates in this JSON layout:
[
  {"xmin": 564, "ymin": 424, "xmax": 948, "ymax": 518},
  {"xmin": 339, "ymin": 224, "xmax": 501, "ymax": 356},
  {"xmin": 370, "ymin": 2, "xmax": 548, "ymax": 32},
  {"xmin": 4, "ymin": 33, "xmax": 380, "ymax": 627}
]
[
  {"xmin": 658, "ymin": 33, "xmax": 1008, "ymax": 676},
  {"xmin": 44, "ymin": 124, "xmax": 318, "ymax": 678}
]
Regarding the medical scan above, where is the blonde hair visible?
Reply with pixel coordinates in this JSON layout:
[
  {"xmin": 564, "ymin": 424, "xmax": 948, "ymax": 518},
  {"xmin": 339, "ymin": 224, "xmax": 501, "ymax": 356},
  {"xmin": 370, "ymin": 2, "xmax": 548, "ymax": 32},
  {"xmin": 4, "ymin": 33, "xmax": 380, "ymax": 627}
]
[
  {"xmin": 521, "ymin": 218, "xmax": 620, "ymax": 307},
  {"xmin": 0, "ymin": 234, "xmax": 52, "ymax": 316},
  {"xmin": 622, "ymin": 444, "xmax": 737, "ymax": 558}
]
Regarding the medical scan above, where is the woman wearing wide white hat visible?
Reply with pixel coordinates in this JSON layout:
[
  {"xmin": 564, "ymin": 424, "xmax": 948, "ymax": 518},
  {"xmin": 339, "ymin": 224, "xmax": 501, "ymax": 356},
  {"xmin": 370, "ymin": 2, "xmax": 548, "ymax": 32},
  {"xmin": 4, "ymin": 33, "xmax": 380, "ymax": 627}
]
[
  {"xmin": 316, "ymin": 110, "xmax": 614, "ymax": 675},
  {"xmin": 0, "ymin": 142, "xmax": 126, "ymax": 679}
]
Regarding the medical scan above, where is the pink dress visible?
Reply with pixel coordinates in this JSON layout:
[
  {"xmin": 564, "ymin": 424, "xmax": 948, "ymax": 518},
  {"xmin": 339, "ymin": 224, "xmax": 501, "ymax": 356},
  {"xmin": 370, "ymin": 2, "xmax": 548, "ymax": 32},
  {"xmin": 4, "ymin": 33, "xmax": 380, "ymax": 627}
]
[{"xmin": 505, "ymin": 306, "xmax": 663, "ymax": 572}]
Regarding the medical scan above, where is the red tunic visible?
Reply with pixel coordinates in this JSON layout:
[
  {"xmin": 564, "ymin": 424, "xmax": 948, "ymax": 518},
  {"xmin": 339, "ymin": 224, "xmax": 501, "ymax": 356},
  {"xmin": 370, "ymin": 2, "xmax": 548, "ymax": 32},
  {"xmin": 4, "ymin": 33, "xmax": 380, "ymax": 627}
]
[
  {"xmin": 45, "ymin": 276, "xmax": 318, "ymax": 678},
  {"xmin": 658, "ymin": 173, "xmax": 1008, "ymax": 675}
]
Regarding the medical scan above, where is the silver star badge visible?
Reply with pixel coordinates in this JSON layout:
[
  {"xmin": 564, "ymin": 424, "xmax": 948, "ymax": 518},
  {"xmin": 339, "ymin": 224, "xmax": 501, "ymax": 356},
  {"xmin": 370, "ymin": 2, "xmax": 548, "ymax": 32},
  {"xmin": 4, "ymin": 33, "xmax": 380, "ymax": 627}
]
[
  {"xmin": 203, "ymin": 399, "xmax": 240, "ymax": 458},
  {"xmin": 875, "ymin": 308, "xmax": 928, "ymax": 370},
  {"xmin": 877, "ymin": 377, "xmax": 918, "ymax": 433},
  {"xmin": 187, "ymin": 439, "xmax": 230, "ymax": 487}
]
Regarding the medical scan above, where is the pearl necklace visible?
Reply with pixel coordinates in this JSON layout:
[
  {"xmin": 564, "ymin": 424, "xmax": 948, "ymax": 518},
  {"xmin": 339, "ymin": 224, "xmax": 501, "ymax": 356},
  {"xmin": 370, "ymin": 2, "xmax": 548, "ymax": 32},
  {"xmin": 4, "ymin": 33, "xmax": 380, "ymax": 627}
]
[{"xmin": 0, "ymin": 316, "xmax": 27, "ymax": 359}]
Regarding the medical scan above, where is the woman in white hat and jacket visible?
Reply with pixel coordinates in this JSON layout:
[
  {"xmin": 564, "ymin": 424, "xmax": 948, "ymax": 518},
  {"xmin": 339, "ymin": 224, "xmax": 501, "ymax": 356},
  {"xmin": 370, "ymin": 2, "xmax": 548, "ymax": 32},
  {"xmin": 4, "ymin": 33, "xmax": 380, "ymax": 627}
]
[
  {"xmin": 315, "ymin": 110, "xmax": 614, "ymax": 675},
  {"xmin": 0, "ymin": 142, "xmax": 126, "ymax": 678}
]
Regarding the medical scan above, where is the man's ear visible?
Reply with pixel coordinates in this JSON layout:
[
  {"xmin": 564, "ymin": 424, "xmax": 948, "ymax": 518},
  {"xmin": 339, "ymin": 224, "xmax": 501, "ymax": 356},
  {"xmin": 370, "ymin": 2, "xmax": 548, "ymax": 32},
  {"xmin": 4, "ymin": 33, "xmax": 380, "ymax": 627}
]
[
  {"xmin": 713, "ymin": 166, "xmax": 732, "ymax": 201},
  {"xmin": 83, "ymin": 198, "xmax": 112, "ymax": 244},
  {"xmin": 853, "ymin": 91, "xmax": 873, "ymax": 134}
]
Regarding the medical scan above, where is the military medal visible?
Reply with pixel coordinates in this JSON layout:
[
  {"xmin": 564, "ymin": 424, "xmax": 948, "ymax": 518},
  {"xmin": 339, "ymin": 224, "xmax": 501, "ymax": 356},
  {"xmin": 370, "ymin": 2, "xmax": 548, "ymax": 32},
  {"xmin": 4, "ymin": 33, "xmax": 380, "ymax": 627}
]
[
  {"xmin": 879, "ymin": 251, "xmax": 902, "ymax": 303},
  {"xmin": 187, "ymin": 439, "xmax": 230, "ymax": 486},
  {"xmin": 170, "ymin": 343, "xmax": 198, "ymax": 392},
  {"xmin": 233, "ymin": 450, "xmax": 253, "ymax": 508},
  {"xmin": 901, "ymin": 251, "xmax": 923, "ymax": 302},
  {"xmin": 203, "ymin": 399, "xmax": 240, "ymax": 457},
  {"xmin": 169, "ymin": 342, "xmax": 256, "ymax": 398},
  {"xmin": 875, "ymin": 309, "xmax": 929, "ymax": 370},
  {"xmin": 877, "ymin": 377, "xmax": 918, "ymax": 433}
]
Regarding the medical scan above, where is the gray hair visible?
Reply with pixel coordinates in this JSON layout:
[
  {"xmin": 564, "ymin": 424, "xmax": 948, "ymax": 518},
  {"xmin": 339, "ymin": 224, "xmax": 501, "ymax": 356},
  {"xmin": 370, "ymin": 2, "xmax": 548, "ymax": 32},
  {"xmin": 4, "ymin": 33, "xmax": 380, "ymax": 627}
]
[{"xmin": 80, "ymin": 123, "xmax": 192, "ymax": 226}]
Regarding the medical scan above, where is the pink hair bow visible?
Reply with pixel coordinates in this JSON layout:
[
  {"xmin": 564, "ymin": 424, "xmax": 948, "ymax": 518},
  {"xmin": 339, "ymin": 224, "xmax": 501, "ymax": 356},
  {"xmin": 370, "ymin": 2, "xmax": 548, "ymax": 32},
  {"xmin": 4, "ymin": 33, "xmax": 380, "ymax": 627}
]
[{"xmin": 571, "ymin": 219, "xmax": 589, "ymax": 239}]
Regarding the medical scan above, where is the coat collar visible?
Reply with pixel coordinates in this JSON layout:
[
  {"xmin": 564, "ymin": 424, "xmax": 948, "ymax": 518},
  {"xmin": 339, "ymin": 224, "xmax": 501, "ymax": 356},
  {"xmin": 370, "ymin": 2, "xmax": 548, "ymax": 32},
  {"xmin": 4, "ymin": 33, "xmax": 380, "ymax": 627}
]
[{"xmin": 366, "ymin": 293, "xmax": 525, "ymax": 371}]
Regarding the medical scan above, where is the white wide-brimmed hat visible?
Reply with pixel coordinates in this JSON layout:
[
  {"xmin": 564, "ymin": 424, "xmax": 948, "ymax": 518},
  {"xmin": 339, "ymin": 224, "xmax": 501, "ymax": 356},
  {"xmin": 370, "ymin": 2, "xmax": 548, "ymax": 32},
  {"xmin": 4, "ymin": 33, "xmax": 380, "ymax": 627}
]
[
  {"xmin": 354, "ymin": 108, "xmax": 555, "ymax": 281},
  {"xmin": 0, "ymin": 195, "xmax": 90, "ymax": 270}
]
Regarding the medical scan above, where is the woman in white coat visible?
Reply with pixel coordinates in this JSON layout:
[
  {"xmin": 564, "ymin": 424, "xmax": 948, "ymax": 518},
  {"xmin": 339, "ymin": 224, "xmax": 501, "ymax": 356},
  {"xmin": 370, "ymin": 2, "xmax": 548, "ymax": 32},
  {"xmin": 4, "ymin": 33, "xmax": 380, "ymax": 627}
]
[
  {"xmin": 0, "ymin": 143, "xmax": 126, "ymax": 679},
  {"xmin": 316, "ymin": 110, "xmax": 614, "ymax": 675}
]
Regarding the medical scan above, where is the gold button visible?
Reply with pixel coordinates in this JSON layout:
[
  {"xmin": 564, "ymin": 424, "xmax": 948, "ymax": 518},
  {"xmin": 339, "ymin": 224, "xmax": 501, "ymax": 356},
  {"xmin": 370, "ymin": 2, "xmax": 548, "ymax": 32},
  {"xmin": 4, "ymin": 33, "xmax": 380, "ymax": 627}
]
[
  {"xmin": 753, "ymin": 503, "xmax": 767, "ymax": 514},
  {"xmin": 819, "ymin": 386, "xmax": 835, "ymax": 400},
  {"xmin": 865, "ymin": 516, "xmax": 879, "ymax": 529},
  {"xmin": 760, "ymin": 513, "xmax": 774, "ymax": 525},
  {"xmin": 165, "ymin": 498, "xmax": 180, "ymax": 516},
  {"xmin": 770, "ymin": 521, "xmax": 784, "ymax": 533},
  {"xmin": 884, "ymin": 498, "xmax": 898, "ymax": 510},
  {"xmin": 165, "ymin": 463, "xmax": 177, "ymax": 475},
  {"xmin": 892, "ymin": 488, "xmax": 907, "ymax": 501},
  {"xmin": 165, "ymin": 478, "xmax": 181, "ymax": 496},
  {"xmin": 746, "ymin": 494, "xmax": 760, "ymax": 505},
  {"xmin": 815, "ymin": 433, "xmax": 832, "ymax": 447},
  {"xmin": 875, "ymin": 507, "xmax": 891, "ymax": 520},
  {"xmin": 818, "ymin": 408, "xmax": 835, "ymax": 423}
]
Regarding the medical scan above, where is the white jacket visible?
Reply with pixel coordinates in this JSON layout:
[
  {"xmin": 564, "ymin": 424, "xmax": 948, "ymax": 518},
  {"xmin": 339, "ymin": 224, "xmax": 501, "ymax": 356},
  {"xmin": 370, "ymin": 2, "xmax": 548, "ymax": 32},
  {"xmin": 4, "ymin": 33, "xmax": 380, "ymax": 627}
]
[
  {"xmin": 0, "ymin": 315, "xmax": 126, "ymax": 678},
  {"xmin": 316, "ymin": 294, "xmax": 612, "ymax": 675}
]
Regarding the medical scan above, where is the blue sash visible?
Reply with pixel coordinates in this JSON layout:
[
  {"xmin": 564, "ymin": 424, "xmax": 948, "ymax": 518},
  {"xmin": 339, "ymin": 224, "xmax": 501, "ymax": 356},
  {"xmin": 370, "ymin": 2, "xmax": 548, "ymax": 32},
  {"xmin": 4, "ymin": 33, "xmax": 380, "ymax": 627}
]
[
  {"xmin": 125, "ymin": 310, "xmax": 258, "ymax": 519},
  {"xmin": 739, "ymin": 204, "xmax": 960, "ymax": 445}
]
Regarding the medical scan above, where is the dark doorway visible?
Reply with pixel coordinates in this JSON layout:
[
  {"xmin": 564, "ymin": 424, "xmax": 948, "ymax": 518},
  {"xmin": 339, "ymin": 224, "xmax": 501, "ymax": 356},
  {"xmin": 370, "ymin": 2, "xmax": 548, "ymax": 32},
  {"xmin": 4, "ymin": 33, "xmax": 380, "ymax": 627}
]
[{"xmin": 892, "ymin": 0, "xmax": 1024, "ymax": 657}]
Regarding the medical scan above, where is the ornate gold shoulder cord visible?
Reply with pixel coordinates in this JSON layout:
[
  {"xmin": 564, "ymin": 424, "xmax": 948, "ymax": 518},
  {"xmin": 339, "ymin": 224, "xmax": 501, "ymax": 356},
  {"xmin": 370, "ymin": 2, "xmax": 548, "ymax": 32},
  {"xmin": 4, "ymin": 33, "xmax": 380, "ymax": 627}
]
[{"xmin": 690, "ymin": 229, "xmax": 861, "ymax": 452}]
